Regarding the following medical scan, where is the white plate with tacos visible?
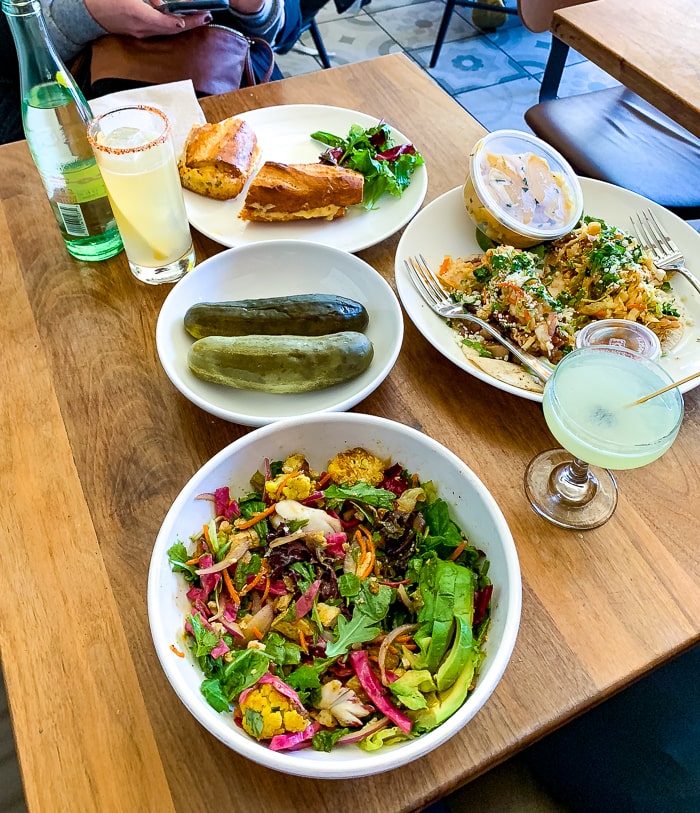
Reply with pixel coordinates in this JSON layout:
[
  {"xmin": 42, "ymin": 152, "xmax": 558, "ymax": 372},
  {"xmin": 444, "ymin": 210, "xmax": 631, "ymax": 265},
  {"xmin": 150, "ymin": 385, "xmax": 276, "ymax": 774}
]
[
  {"xmin": 395, "ymin": 179, "xmax": 700, "ymax": 402},
  {"xmin": 183, "ymin": 104, "xmax": 428, "ymax": 253}
]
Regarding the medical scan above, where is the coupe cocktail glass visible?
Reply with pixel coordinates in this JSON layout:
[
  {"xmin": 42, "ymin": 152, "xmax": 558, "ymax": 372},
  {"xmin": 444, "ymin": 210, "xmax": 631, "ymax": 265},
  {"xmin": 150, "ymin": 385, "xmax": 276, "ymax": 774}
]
[
  {"xmin": 524, "ymin": 346, "xmax": 684, "ymax": 530},
  {"xmin": 87, "ymin": 105, "xmax": 195, "ymax": 284}
]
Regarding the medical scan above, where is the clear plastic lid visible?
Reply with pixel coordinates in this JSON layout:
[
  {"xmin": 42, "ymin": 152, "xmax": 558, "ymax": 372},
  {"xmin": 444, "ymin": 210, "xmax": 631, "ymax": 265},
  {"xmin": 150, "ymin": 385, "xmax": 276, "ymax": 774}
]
[
  {"xmin": 469, "ymin": 129, "xmax": 583, "ymax": 241},
  {"xmin": 574, "ymin": 319, "xmax": 662, "ymax": 361}
]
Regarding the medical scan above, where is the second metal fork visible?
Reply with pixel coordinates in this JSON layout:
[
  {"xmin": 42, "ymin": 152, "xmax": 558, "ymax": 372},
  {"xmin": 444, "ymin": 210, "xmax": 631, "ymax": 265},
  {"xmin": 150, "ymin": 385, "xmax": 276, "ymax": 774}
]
[
  {"xmin": 405, "ymin": 254, "xmax": 552, "ymax": 384},
  {"xmin": 630, "ymin": 209, "xmax": 700, "ymax": 296}
]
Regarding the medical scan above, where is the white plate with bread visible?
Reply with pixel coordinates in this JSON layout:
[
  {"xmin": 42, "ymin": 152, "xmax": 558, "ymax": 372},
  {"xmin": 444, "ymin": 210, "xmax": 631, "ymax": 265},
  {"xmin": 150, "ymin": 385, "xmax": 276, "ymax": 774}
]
[
  {"xmin": 179, "ymin": 104, "xmax": 428, "ymax": 253},
  {"xmin": 156, "ymin": 239, "xmax": 404, "ymax": 426}
]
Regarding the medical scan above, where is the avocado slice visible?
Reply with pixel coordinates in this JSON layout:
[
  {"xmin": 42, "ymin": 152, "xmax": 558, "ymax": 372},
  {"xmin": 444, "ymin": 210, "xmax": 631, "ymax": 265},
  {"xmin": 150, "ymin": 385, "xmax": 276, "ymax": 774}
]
[
  {"xmin": 411, "ymin": 656, "xmax": 477, "ymax": 734},
  {"xmin": 435, "ymin": 613, "xmax": 475, "ymax": 691},
  {"xmin": 389, "ymin": 669, "xmax": 437, "ymax": 710},
  {"xmin": 424, "ymin": 618, "xmax": 454, "ymax": 673}
]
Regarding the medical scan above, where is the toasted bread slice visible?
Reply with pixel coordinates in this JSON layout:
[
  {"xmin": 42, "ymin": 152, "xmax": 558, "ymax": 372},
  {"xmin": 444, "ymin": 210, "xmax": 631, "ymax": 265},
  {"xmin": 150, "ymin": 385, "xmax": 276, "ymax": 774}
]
[
  {"xmin": 239, "ymin": 162, "xmax": 364, "ymax": 222},
  {"xmin": 178, "ymin": 117, "xmax": 260, "ymax": 201}
]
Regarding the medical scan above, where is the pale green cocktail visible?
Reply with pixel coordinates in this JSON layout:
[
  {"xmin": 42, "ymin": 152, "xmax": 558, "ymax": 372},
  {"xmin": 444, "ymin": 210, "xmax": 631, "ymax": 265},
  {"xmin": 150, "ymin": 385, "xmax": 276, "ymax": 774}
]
[
  {"xmin": 543, "ymin": 349, "xmax": 683, "ymax": 470},
  {"xmin": 525, "ymin": 346, "xmax": 683, "ymax": 530}
]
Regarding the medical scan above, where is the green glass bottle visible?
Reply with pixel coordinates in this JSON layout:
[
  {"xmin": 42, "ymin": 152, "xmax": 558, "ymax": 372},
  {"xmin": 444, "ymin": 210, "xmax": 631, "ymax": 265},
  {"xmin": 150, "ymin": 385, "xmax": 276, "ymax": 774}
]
[{"xmin": 3, "ymin": 0, "xmax": 123, "ymax": 261}]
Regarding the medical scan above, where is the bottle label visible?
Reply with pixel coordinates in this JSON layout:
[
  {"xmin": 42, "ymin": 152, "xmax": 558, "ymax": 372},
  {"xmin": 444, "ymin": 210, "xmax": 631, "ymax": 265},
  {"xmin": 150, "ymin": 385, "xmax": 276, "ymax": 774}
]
[
  {"xmin": 62, "ymin": 160, "xmax": 109, "ymax": 204},
  {"xmin": 55, "ymin": 201, "xmax": 89, "ymax": 237}
]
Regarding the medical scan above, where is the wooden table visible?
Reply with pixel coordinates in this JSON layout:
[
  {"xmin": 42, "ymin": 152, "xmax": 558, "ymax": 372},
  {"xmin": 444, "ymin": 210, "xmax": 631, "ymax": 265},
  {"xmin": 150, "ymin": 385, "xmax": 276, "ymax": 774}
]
[
  {"xmin": 551, "ymin": 0, "xmax": 700, "ymax": 137},
  {"xmin": 1, "ymin": 53, "xmax": 699, "ymax": 813}
]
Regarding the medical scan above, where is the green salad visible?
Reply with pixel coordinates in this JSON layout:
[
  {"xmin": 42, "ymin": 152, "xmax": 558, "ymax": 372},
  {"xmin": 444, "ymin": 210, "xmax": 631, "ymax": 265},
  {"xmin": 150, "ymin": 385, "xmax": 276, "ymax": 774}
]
[
  {"xmin": 168, "ymin": 447, "xmax": 492, "ymax": 753},
  {"xmin": 311, "ymin": 121, "xmax": 424, "ymax": 209}
]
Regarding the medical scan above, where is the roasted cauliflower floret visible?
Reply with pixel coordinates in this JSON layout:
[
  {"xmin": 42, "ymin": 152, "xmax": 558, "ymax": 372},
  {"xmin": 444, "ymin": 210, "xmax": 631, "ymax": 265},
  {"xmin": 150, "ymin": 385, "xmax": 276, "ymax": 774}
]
[
  {"xmin": 239, "ymin": 682, "xmax": 309, "ymax": 741},
  {"xmin": 265, "ymin": 471, "xmax": 313, "ymax": 501},
  {"xmin": 327, "ymin": 447, "xmax": 386, "ymax": 486},
  {"xmin": 313, "ymin": 679, "xmax": 373, "ymax": 727}
]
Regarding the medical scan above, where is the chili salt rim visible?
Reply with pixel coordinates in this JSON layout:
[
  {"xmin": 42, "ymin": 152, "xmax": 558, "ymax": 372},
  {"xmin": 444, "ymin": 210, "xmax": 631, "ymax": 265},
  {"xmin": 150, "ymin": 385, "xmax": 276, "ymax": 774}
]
[{"xmin": 87, "ymin": 104, "xmax": 171, "ymax": 154}]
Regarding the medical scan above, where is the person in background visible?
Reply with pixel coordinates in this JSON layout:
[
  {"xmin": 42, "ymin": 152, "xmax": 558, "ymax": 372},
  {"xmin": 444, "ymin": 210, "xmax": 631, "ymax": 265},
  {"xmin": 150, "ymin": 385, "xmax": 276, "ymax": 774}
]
[{"xmin": 0, "ymin": 0, "xmax": 289, "ymax": 144}]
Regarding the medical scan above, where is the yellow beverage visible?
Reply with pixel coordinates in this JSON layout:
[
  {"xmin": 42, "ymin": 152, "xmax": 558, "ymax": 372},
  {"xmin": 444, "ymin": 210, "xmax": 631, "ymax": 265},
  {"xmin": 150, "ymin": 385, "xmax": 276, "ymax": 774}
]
[
  {"xmin": 88, "ymin": 106, "xmax": 194, "ymax": 284},
  {"xmin": 98, "ymin": 136, "xmax": 191, "ymax": 267}
]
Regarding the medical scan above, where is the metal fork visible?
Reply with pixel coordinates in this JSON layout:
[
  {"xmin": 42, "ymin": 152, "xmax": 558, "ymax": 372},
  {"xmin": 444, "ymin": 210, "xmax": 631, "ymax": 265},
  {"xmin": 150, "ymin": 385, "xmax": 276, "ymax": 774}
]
[
  {"xmin": 630, "ymin": 209, "xmax": 700, "ymax": 296},
  {"xmin": 404, "ymin": 254, "xmax": 552, "ymax": 384}
]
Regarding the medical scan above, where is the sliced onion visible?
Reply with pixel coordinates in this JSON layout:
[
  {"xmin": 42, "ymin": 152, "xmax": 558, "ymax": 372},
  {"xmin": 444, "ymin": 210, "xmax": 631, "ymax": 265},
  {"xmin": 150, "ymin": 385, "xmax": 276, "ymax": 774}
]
[
  {"xmin": 195, "ymin": 492, "xmax": 215, "ymax": 502},
  {"xmin": 239, "ymin": 604, "xmax": 273, "ymax": 642},
  {"xmin": 397, "ymin": 584, "xmax": 415, "ymax": 613},
  {"xmin": 378, "ymin": 623, "xmax": 419, "ymax": 686},
  {"xmin": 196, "ymin": 540, "xmax": 250, "ymax": 575},
  {"xmin": 267, "ymin": 530, "xmax": 310, "ymax": 549},
  {"xmin": 337, "ymin": 716, "xmax": 390, "ymax": 745}
]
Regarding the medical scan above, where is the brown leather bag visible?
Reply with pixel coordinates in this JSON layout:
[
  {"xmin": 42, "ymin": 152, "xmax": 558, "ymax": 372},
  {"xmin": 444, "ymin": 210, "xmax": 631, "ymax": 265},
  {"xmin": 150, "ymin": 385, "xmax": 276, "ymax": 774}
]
[{"xmin": 85, "ymin": 24, "xmax": 276, "ymax": 97}]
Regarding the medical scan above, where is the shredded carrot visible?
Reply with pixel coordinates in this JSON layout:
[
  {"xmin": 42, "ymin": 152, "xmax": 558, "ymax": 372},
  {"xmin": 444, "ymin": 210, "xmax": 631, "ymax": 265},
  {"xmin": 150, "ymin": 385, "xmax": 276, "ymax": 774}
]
[
  {"xmin": 439, "ymin": 256, "xmax": 451, "ymax": 276},
  {"xmin": 237, "ymin": 503, "xmax": 276, "ymax": 530},
  {"xmin": 260, "ymin": 577, "xmax": 270, "ymax": 604},
  {"xmin": 448, "ymin": 541, "xmax": 467, "ymax": 561},
  {"xmin": 275, "ymin": 470, "xmax": 300, "ymax": 499},
  {"xmin": 202, "ymin": 523, "xmax": 211, "ymax": 542},
  {"xmin": 223, "ymin": 568, "xmax": 241, "ymax": 603},
  {"xmin": 355, "ymin": 526, "xmax": 376, "ymax": 578},
  {"xmin": 169, "ymin": 644, "xmax": 185, "ymax": 658},
  {"xmin": 252, "ymin": 626, "xmax": 264, "ymax": 641},
  {"xmin": 240, "ymin": 561, "xmax": 269, "ymax": 596},
  {"xmin": 298, "ymin": 628, "xmax": 308, "ymax": 653},
  {"xmin": 317, "ymin": 471, "xmax": 331, "ymax": 488},
  {"xmin": 185, "ymin": 555, "xmax": 202, "ymax": 566}
]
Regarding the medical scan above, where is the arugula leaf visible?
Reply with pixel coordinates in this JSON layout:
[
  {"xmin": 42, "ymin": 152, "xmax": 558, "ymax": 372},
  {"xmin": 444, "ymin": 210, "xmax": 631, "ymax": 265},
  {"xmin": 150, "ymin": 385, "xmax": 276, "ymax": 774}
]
[
  {"xmin": 325, "ymin": 613, "xmax": 381, "ymax": 659},
  {"xmin": 188, "ymin": 613, "xmax": 221, "ymax": 659},
  {"xmin": 200, "ymin": 678, "xmax": 230, "ymax": 713},
  {"xmin": 167, "ymin": 542, "xmax": 198, "ymax": 583},
  {"xmin": 285, "ymin": 657, "xmax": 334, "ymax": 703},
  {"xmin": 290, "ymin": 561, "xmax": 316, "ymax": 593},
  {"xmin": 220, "ymin": 649, "xmax": 271, "ymax": 702},
  {"xmin": 313, "ymin": 728, "xmax": 350, "ymax": 752},
  {"xmin": 419, "ymin": 498, "xmax": 465, "ymax": 554},
  {"xmin": 324, "ymin": 482, "xmax": 396, "ymax": 511},
  {"xmin": 264, "ymin": 632, "xmax": 303, "ymax": 667},
  {"xmin": 325, "ymin": 582, "xmax": 393, "ymax": 658},
  {"xmin": 338, "ymin": 573, "xmax": 361, "ymax": 597},
  {"xmin": 235, "ymin": 552, "xmax": 262, "ymax": 592}
]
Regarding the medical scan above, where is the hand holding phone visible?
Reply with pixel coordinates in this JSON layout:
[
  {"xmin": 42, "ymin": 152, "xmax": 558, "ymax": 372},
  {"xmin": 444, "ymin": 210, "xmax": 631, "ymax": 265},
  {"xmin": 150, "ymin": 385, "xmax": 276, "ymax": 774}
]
[{"xmin": 159, "ymin": 0, "xmax": 229, "ymax": 14}]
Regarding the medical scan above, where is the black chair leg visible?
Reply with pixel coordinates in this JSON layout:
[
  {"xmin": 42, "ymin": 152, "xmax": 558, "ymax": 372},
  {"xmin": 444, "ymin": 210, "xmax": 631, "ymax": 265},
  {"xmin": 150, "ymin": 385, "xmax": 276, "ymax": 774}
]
[
  {"xmin": 430, "ymin": 0, "xmax": 458, "ymax": 68},
  {"xmin": 539, "ymin": 36, "xmax": 570, "ymax": 102},
  {"xmin": 308, "ymin": 18, "xmax": 332, "ymax": 69}
]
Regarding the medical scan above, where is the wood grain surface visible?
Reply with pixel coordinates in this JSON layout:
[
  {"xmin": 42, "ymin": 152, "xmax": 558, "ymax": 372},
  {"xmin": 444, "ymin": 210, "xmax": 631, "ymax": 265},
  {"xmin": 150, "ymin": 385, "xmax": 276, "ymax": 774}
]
[
  {"xmin": 551, "ymin": 0, "xmax": 700, "ymax": 137},
  {"xmin": 0, "ymin": 54, "xmax": 698, "ymax": 813}
]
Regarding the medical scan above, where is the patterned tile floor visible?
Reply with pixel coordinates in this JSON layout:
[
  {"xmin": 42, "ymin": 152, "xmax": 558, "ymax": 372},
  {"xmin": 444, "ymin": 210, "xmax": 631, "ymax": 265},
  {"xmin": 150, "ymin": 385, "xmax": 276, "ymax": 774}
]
[{"xmin": 275, "ymin": 0, "xmax": 620, "ymax": 133}]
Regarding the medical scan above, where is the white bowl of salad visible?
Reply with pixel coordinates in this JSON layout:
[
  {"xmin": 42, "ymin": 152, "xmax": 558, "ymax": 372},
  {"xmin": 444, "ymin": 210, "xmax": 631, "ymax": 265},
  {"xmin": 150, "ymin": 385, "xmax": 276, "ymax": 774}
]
[{"xmin": 148, "ymin": 413, "xmax": 521, "ymax": 778}]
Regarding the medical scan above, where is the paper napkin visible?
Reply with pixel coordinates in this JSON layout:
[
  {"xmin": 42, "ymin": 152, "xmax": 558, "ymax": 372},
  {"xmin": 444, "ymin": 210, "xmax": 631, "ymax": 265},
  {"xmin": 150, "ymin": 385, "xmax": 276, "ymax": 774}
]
[{"xmin": 88, "ymin": 80, "xmax": 206, "ymax": 157}]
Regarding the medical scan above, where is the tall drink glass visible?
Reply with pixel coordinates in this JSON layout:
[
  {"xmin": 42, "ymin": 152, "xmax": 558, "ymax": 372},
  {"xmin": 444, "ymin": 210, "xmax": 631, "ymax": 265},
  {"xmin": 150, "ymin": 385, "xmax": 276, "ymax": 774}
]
[
  {"xmin": 525, "ymin": 346, "xmax": 684, "ymax": 529},
  {"xmin": 87, "ymin": 105, "xmax": 195, "ymax": 284}
]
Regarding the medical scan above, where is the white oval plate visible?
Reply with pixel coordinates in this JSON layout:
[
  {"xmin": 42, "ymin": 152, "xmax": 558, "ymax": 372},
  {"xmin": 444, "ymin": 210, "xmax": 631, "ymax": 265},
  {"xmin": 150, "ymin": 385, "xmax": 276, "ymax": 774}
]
[
  {"xmin": 183, "ymin": 104, "xmax": 428, "ymax": 253},
  {"xmin": 395, "ymin": 179, "xmax": 700, "ymax": 403},
  {"xmin": 156, "ymin": 240, "xmax": 404, "ymax": 426}
]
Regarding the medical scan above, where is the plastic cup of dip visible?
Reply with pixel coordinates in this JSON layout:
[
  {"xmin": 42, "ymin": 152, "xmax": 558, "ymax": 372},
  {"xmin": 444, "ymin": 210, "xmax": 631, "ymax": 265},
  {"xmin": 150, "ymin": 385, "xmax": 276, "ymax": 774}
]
[
  {"xmin": 463, "ymin": 129, "xmax": 583, "ymax": 248},
  {"xmin": 574, "ymin": 319, "xmax": 662, "ymax": 361}
]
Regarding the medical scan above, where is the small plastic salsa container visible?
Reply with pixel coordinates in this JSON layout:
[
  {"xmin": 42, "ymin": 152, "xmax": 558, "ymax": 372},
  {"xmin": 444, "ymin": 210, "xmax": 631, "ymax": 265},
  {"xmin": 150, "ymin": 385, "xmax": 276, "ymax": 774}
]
[
  {"xmin": 575, "ymin": 319, "xmax": 662, "ymax": 361},
  {"xmin": 463, "ymin": 129, "xmax": 584, "ymax": 248}
]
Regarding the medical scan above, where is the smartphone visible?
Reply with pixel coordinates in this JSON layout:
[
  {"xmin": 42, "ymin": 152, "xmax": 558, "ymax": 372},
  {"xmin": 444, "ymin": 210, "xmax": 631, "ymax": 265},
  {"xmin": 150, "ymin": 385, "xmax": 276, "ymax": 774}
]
[{"xmin": 159, "ymin": 0, "xmax": 229, "ymax": 14}]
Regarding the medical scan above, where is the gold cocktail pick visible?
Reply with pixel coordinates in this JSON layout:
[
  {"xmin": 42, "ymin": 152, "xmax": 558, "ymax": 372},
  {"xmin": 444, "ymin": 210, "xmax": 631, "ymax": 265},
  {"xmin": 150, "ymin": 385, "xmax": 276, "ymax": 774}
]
[{"xmin": 626, "ymin": 370, "xmax": 700, "ymax": 407}]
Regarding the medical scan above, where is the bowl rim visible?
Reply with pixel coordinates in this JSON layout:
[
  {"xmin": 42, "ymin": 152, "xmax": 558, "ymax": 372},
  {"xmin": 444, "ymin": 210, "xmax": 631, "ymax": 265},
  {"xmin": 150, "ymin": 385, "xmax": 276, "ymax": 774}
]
[
  {"xmin": 147, "ymin": 412, "xmax": 522, "ymax": 778},
  {"xmin": 469, "ymin": 128, "xmax": 584, "ymax": 239}
]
